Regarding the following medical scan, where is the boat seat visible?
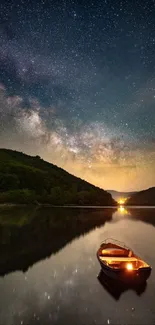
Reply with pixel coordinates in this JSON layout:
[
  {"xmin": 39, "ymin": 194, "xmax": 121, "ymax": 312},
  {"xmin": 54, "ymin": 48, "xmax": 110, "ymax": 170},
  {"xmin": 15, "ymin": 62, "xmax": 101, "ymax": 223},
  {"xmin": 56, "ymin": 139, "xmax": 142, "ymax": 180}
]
[
  {"xmin": 101, "ymin": 248, "xmax": 129, "ymax": 257},
  {"xmin": 100, "ymin": 256, "xmax": 138, "ymax": 262}
]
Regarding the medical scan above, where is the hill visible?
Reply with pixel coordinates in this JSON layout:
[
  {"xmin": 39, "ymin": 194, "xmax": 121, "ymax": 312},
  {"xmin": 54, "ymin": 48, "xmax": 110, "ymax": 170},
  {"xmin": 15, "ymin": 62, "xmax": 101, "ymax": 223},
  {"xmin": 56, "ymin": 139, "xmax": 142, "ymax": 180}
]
[
  {"xmin": 107, "ymin": 190, "xmax": 136, "ymax": 201},
  {"xmin": 126, "ymin": 187, "xmax": 155, "ymax": 206},
  {"xmin": 0, "ymin": 149, "xmax": 116, "ymax": 206}
]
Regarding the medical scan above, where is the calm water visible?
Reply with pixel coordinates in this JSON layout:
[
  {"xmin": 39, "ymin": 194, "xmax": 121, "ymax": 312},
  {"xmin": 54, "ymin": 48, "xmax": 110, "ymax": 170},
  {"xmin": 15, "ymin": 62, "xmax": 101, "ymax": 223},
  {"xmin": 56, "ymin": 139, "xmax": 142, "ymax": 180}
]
[{"xmin": 0, "ymin": 206, "xmax": 154, "ymax": 325}]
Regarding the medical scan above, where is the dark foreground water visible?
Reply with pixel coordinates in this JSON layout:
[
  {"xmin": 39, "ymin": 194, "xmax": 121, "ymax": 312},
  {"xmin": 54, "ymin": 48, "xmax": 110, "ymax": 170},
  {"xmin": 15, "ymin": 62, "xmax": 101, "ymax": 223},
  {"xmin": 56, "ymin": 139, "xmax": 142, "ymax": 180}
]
[{"xmin": 0, "ymin": 206, "xmax": 154, "ymax": 325}]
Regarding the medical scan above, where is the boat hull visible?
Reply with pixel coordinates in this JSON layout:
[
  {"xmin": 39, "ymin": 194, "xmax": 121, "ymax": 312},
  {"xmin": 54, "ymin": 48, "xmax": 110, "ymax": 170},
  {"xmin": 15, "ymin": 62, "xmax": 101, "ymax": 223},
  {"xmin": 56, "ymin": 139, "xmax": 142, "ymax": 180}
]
[{"xmin": 97, "ymin": 254, "xmax": 151, "ymax": 284}]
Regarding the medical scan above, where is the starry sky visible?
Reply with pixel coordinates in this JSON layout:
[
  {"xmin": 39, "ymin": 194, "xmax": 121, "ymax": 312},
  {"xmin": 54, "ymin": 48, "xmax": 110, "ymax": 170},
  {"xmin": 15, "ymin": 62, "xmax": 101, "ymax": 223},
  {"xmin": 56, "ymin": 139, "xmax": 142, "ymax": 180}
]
[{"xmin": 0, "ymin": 0, "xmax": 155, "ymax": 191}]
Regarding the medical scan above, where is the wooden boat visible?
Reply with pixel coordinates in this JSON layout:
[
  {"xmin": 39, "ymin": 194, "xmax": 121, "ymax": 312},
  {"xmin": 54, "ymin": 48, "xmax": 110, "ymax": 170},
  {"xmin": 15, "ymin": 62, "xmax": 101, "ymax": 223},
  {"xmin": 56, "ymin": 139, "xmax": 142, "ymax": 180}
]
[{"xmin": 97, "ymin": 238, "xmax": 152, "ymax": 283}]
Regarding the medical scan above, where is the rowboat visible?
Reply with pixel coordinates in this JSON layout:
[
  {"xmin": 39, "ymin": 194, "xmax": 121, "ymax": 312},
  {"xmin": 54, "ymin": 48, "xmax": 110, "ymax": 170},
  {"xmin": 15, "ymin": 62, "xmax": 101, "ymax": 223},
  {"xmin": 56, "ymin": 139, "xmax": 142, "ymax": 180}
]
[{"xmin": 97, "ymin": 238, "xmax": 152, "ymax": 283}]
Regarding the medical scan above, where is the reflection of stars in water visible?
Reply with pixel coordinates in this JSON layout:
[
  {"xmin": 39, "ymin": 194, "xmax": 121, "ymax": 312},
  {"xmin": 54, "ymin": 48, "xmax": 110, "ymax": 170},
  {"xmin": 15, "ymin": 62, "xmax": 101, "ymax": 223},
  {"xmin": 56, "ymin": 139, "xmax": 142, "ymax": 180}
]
[
  {"xmin": 63, "ymin": 267, "xmax": 79, "ymax": 288},
  {"xmin": 64, "ymin": 279, "xmax": 74, "ymax": 286},
  {"xmin": 44, "ymin": 292, "xmax": 51, "ymax": 300},
  {"xmin": 53, "ymin": 270, "xmax": 57, "ymax": 278},
  {"xmin": 32, "ymin": 314, "xmax": 40, "ymax": 321}
]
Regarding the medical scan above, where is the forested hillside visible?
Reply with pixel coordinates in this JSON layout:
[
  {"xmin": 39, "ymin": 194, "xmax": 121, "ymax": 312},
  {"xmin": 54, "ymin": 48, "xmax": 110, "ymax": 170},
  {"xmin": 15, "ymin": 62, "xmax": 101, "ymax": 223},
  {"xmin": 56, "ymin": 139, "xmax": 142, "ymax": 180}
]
[
  {"xmin": 126, "ymin": 187, "xmax": 155, "ymax": 206},
  {"xmin": 0, "ymin": 149, "xmax": 116, "ymax": 206}
]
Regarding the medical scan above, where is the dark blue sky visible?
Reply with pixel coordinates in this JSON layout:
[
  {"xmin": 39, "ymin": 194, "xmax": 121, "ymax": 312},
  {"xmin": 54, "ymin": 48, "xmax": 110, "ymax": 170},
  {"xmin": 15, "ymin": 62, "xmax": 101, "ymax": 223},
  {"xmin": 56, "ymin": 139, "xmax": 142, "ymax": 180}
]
[{"xmin": 0, "ymin": 0, "xmax": 155, "ymax": 190}]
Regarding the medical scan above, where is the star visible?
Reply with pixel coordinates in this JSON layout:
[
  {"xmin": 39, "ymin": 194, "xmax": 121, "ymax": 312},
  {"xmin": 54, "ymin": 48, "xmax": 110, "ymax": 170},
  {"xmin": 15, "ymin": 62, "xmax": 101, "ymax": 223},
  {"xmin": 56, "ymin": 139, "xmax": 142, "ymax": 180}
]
[{"xmin": 0, "ymin": 0, "xmax": 154, "ymax": 191}]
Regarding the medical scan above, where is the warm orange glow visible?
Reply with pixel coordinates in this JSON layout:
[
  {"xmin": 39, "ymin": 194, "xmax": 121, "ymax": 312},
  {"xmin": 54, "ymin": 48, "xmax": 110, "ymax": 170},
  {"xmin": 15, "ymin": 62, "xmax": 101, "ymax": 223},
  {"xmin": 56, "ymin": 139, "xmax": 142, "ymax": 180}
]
[
  {"xmin": 118, "ymin": 205, "xmax": 129, "ymax": 215},
  {"xmin": 126, "ymin": 263, "xmax": 133, "ymax": 271},
  {"xmin": 119, "ymin": 205, "xmax": 125, "ymax": 213},
  {"xmin": 118, "ymin": 198, "xmax": 126, "ymax": 205}
]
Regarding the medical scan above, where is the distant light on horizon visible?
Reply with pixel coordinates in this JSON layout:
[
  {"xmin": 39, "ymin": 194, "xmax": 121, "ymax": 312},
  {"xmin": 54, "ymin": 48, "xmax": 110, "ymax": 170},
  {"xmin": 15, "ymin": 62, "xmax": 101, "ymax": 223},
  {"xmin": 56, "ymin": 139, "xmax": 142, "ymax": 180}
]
[{"xmin": 118, "ymin": 198, "xmax": 127, "ymax": 205}]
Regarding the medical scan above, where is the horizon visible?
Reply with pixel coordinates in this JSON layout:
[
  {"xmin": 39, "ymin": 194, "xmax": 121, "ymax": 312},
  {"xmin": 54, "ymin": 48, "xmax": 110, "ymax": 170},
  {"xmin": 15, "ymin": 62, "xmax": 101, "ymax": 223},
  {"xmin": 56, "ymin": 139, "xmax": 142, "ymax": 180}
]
[
  {"xmin": 0, "ymin": 147, "xmax": 154, "ymax": 193},
  {"xmin": 0, "ymin": 0, "xmax": 155, "ymax": 191}
]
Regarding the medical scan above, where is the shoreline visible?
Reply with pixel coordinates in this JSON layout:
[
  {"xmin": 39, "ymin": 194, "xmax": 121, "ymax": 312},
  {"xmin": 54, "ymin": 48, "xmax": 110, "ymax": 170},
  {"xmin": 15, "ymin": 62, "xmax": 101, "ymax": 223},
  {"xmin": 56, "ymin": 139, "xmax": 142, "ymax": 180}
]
[
  {"xmin": 0, "ymin": 203, "xmax": 117, "ymax": 208},
  {"xmin": 0, "ymin": 203, "xmax": 155, "ymax": 208}
]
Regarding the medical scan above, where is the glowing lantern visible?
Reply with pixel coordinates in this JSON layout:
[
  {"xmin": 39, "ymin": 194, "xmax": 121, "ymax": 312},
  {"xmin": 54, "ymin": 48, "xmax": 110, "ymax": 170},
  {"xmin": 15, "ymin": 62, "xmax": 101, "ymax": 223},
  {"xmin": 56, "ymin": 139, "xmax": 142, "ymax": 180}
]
[{"xmin": 126, "ymin": 263, "xmax": 133, "ymax": 271}]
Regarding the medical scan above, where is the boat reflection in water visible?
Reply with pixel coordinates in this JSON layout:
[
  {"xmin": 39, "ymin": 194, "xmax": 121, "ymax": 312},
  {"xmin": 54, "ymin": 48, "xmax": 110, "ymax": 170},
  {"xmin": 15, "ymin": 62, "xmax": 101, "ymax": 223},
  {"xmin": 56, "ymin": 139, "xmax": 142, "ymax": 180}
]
[{"xmin": 97, "ymin": 270, "xmax": 147, "ymax": 301}]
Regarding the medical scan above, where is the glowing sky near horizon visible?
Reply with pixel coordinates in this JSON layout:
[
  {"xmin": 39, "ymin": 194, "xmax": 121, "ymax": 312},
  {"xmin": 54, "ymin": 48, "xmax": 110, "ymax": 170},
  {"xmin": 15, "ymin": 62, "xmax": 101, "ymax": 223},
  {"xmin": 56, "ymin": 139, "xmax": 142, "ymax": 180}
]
[{"xmin": 0, "ymin": 0, "xmax": 155, "ymax": 191}]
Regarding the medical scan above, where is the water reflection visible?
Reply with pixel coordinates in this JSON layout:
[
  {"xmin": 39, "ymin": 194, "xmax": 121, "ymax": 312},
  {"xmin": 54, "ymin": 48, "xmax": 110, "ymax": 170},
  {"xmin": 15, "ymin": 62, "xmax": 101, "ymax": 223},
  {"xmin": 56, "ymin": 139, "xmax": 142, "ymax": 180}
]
[
  {"xmin": 0, "ymin": 206, "xmax": 154, "ymax": 325},
  {"xmin": 0, "ymin": 206, "xmax": 115, "ymax": 276},
  {"xmin": 128, "ymin": 207, "xmax": 155, "ymax": 227},
  {"xmin": 112, "ymin": 206, "xmax": 129, "ymax": 221},
  {"xmin": 118, "ymin": 205, "xmax": 129, "ymax": 215},
  {"xmin": 97, "ymin": 270, "xmax": 147, "ymax": 301},
  {"xmin": 0, "ymin": 206, "xmax": 155, "ymax": 277},
  {"xmin": 113, "ymin": 206, "xmax": 155, "ymax": 227}
]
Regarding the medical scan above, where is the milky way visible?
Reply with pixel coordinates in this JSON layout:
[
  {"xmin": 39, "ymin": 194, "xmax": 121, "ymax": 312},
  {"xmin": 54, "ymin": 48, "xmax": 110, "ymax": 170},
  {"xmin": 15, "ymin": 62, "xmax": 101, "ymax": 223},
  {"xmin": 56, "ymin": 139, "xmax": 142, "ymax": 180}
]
[{"xmin": 0, "ymin": 0, "xmax": 155, "ymax": 191}]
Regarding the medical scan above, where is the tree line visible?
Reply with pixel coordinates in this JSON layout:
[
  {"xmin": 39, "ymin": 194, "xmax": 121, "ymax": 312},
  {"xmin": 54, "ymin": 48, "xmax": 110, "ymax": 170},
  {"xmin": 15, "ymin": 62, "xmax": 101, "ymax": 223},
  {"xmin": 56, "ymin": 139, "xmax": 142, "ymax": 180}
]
[{"xmin": 0, "ymin": 149, "xmax": 116, "ymax": 205}]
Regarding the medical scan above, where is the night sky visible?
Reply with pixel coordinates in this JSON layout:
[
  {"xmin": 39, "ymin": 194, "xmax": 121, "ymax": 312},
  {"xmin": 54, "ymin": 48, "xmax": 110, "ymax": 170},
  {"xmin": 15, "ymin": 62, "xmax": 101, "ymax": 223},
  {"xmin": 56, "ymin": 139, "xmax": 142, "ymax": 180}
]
[{"xmin": 0, "ymin": 0, "xmax": 155, "ymax": 191}]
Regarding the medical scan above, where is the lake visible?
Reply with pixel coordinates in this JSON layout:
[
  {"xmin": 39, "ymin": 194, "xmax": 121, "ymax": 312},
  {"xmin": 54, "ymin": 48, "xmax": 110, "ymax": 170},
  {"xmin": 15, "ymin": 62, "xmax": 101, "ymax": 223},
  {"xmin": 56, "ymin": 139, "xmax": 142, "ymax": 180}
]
[{"xmin": 0, "ymin": 206, "xmax": 154, "ymax": 325}]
